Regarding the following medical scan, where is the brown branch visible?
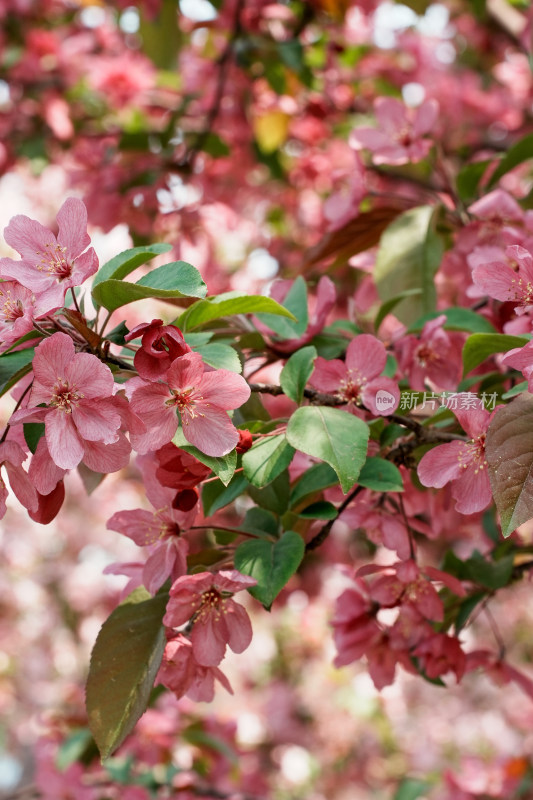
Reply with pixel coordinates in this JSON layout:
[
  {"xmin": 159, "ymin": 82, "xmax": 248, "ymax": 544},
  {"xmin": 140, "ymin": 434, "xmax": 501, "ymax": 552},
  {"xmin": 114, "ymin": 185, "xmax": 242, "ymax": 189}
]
[{"xmin": 306, "ymin": 485, "xmax": 364, "ymax": 552}]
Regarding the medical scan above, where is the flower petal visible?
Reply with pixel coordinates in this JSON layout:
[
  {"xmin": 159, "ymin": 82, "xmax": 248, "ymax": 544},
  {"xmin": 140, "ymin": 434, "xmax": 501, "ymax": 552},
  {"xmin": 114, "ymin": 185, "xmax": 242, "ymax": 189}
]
[{"xmin": 45, "ymin": 409, "xmax": 84, "ymax": 470}]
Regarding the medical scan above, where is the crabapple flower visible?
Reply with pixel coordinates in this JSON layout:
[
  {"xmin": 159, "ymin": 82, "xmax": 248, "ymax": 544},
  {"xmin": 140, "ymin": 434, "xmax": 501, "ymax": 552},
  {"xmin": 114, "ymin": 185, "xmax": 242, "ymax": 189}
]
[
  {"xmin": 0, "ymin": 281, "xmax": 38, "ymax": 347},
  {"xmin": 107, "ymin": 502, "xmax": 197, "ymax": 594},
  {"xmin": 417, "ymin": 398, "xmax": 495, "ymax": 514},
  {"xmin": 395, "ymin": 314, "xmax": 463, "ymax": 392},
  {"xmin": 156, "ymin": 634, "xmax": 233, "ymax": 702},
  {"xmin": 125, "ymin": 318, "xmax": 191, "ymax": 380},
  {"xmin": 502, "ymin": 339, "xmax": 533, "ymax": 390},
  {"xmin": 0, "ymin": 440, "xmax": 38, "ymax": 518},
  {"xmin": 310, "ymin": 333, "xmax": 400, "ymax": 416},
  {"xmin": 129, "ymin": 352, "xmax": 251, "ymax": 457},
  {"xmin": 0, "ymin": 198, "xmax": 98, "ymax": 313},
  {"xmin": 163, "ymin": 569, "xmax": 257, "ymax": 666},
  {"xmin": 12, "ymin": 332, "xmax": 124, "ymax": 470},
  {"xmin": 350, "ymin": 97, "xmax": 439, "ymax": 165},
  {"xmin": 471, "ymin": 244, "xmax": 533, "ymax": 318}
]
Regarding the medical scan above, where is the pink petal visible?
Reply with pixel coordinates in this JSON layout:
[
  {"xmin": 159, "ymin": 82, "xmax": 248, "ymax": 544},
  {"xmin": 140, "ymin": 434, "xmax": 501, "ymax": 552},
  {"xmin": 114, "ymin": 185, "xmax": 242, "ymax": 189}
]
[
  {"xmin": 82, "ymin": 433, "xmax": 131, "ymax": 473},
  {"xmin": 345, "ymin": 334, "xmax": 387, "ymax": 380},
  {"xmin": 4, "ymin": 462, "xmax": 38, "ymax": 512},
  {"xmin": 471, "ymin": 262, "xmax": 522, "ymax": 302},
  {"xmin": 107, "ymin": 508, "xmax": 163, "ymax": 546},
  {"xmin": 417, "ymin": 441, "xmax": 466, "ymax": 489},
  {"xmin": 215, "ymin": 569, "xmax": 258, "ymax": 593},
  {"xmin": 191, "ymin": 612, "xmax": 228, "ymax": 666},
  {"xmin": 362, "ymin": 377, "xmax": 400, "ymax": 416},
  {"xmin": 349, "ymin": 127, "xmax": 391, "ymax": 152},
  {"xmin": 72, "ymin": 399, "xmax": 121, "ymax": 443},
  {"xmin": 32, "ymin": 332, "xmax": 74, "ymax": 391},
  {"xmin": 129, "ymin": 384, "xmax": 178, "ymax": 454},
  {"xmin": 199, "ymin": 370, "xmax": 251, "ymax": 409},
  {"xmin": 69, "ymin": 247, "xmax": 98, "ymax": 286},
  {"xmin": 144, "ymin": 538, "xmax": 188, "ymax": 595},
  {"xmin": 412, "ymin": 99, "xmax": 439, "ymax": 136},
  {"xmin": 166, "ymin": 352, "xmax": 204, "ymax": 391},
  {"xmin": 374, "ymin": 97, "xmax": 408, "ymax": 134},
  {"xmin": 28, "ymin": 436, "xmax": 67, "ymax": 494},
  {"xmin": 46, "ymin": 409, "xmax": 84, "ymax": 469},
  {"xmin": 451, "ymin": 462, "xmax": 492, "ymax": 514},
  {"xmin": 56, "ymin": 197, "xmax": 91, "ymax": 259},
  {"xmin": 3, "ymin": 214, "xmax": 56, "ymax": 264},
  {"xmin": 182, "ymin": 403, "xmax": 239, "ymax": 456},
  {"xmin": 28, "ymin": 480, "xmax": 65, "ymax": 524},
  {"xmin": 66, "ymin": 353, "xmax": 114, "ymax": 398},
  {"xmin": 310, "ymin": 357, "xmax": 346, "ymax": 392},
  {"xmin": 452, "ymin": 403, "xmax": 490, "ymax": 438},
  {"xmin": 225, "ymin": 600, "xmax": 253, "ymax": 654}
]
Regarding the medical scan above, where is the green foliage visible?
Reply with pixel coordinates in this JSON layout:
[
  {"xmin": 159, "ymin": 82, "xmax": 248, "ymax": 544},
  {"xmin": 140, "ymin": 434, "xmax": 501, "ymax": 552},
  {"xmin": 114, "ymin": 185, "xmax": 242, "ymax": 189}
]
[
  {"xmin": 86, "ymin": 587, "xmax": 167, "ymax": 760},
  {"xmin": 234, "ymin": 530, "xmax": 305, "ymax": 610},
  {"xmin": 408, "ymin": 307, "xmax": 496, "ymax": 334},
  {"xmin": 92, "ymin": 261, "xmax": 207, "ymax": 312},
  {"xmin": 357, "ymin": 457, "xmax": 404, "ymax": 492},
  {"xmin": 92, "ymin": 244, "xmax": 172, "ymax": 293},
  {"xmin": 462, "ymin": 333, "xmax": 529, "ymax": 375},
  {"xmin": 177, "ymin": 292, "xmax": 296, "ymax": 331},
  {"xmin": 172, "ymin": 428, "xmax": 237, "ymax": 485},
  {"xmin": 242, "ymin": 434, "xmax": 295, "ymax": 488},
  {"xmin": 286, "ymin": 406, "xmax": 369, "ymax": 493},
  {"xmin": 0, "ymin": 348, "xmax": 35, "ymax": 397}
]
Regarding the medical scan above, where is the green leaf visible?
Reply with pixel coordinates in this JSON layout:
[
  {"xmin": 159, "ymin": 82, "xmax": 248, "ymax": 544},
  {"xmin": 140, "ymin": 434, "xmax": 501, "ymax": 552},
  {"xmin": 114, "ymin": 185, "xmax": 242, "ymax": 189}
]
[
  {"xmin": 0, "ymin": 348, "xmax": 35, "ymax": 397},
  {"xmin": 240, "ymin": 507, "xmax": 279, "ymax": 540},
  {"xmin": 177, "ymin": 291, "xmax": 296, "ymax": 331},
  {"xmin": 255, "ymin": 276, "xmax": 308, "ymax": 339},
  {"xmin": 286, "ymin": 406, "xmax": 369, "ymax": 493},
  {"xmin": 374, "ymin": 288, "xmax": 423, "ymax": 332},
  {"xmin": 486, "ymin": 393, "xmax": 533, "ymax": 536},
  {"xmin": 199, "ymin": 132, "xmax": 230, "ymax": 158},
  {"xmin": 455, "ymin": 591, "xmax": 486, "ymax": 633},
  {"xmin": 23, "ymin": 422, "xmax": 45, "ymax": 454},
  {"xmin": 243, "ymin": 435, "xmax": 295, "ymax": 488},
  {"xmin": 280, "ymin": 346, "xmax": 317, "ymax": 403},
  {"xmin": 234, "ymin": 530, "xmax": 305, "ymax": 609},
  {"xmin": 393, "ymin": 778, "xmax": 431, "ymax": 800},
  {"xmin": 92, "ymin": 243, "xmax": 172, "ymax": 292},
  {"xmin": 465, "ymin": 551, "xmax": 514, "ymax": 590},
  {"xmin": 290, "ymin": 462, "xmax": 339, "ymax": 507},
  {"xmin": 456, "ymin": 159, "xmax": 491, "ymax": 203},
  {"xmin": 374, "ymin": 205, "xmax": 442, "ymax": 326},
  {"xmin": 92, "ymin": 261, "xmax": 207, "ymax": 312},
  {"xmin": 202, "ymin": 474, "xmax": 248, "ymax": 516},
  {"xmin": 488, "ymin": 132, "xmax": 533, "ymax": 188},
  {"xmin": 86, "ymin": 587, "xmax": 167, "ymax": 760},
  {"xmin": 462, "ymin": 333, "xmax": 529, "ymax": 375},
  {"xmin": 56, "ymin": 729, "xmax": 95, "ymax": 771},
  {"xmin": 171, "ymin": 428, "xmax": 237, "ymax": 485},
  {"xmin": 408, "ymin": 307, "xmax": 496, "ymax": 334},
  {"xmin": 502, "ymin": 381, "xmax": 528, "ymax": 399},
  {"xmin": 193, "ymin": 343, "xmax": 242, "ymax": 373},
  {"xmin": 248, "ymin": 470, "xmax": 290, "ymax": 514},
  {"xmin": 298, "ymin": 500, "xmax": 338, "ymax": 519},
  {"xmin": 357, "ymin": 457, "xmax": 404, "ymax": 492}
]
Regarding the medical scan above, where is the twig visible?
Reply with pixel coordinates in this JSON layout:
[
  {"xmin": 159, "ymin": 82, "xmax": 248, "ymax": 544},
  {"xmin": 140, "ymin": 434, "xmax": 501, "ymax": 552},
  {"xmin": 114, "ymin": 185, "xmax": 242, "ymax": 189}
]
[{"xmin": 306, "ymin": 485, "xmax": 364, "ymax": 552}]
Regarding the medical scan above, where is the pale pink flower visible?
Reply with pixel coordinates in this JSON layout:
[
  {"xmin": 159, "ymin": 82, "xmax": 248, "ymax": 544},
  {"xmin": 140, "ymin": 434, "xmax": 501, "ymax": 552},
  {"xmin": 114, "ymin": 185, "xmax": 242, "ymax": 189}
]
[
  {"xmin": 331, "ymin": 578, "xmax": 381, "ymax": 668},
  {"xmin": 0, "ymin": 198, "xmax": 98, "ymax": 313},
  {"xmin": 310, "ymin": 333, "xmax": 400, "ymax": 416},
  {"xmin": 129, "ymin": 352, "xmax": 250, "ymax": 457},
  {"xmin": 125, "ymin": 318, "xmax": 191, "ymax": 380},
  {"xmin": 157, "ymin": 634, "xmax": 233, "ymax": 702},
  {"xmin": 163, "ymin": 569, "xmax": 257, "ymax": 666},
  {"xmin": 12, "ymin": 332, "xmax": 125, "ymax": 470},
  {"xmin": 471, "ymin": 244, "xmax": 533, "ymax": 317},
  {"xmin": 395, "ymin": 314, "xmax": 464, "ymax": 392},
  {"xmin": 412, "ymin": 632, "xmax": 466, "ymax": 682},
  {"xmin": 0, "ymin": 280, "xmax": 37, "ymax": 347},
  {"xmin": 417, "ymin": 399, "xmax": 495, "ymax": 514},
  {"xmin": 0, "ymin": 439, "xmax": 38, "ymax": 518},
  {"xmin": 502, "ymin": 339, "xmax": 533, "ymax": 389},
  {"xmin": 350, "ymin": 97, "xmax": 439, "ymax": 165},
  {"xmin": 107, "ymin": 502, "xmax": 196, "ymax": 595}
]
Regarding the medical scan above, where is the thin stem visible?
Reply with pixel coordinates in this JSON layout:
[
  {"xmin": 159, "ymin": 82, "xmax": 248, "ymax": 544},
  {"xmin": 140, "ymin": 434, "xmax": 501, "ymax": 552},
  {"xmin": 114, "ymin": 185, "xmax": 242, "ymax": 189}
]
[
  {"xmin": 70, "ymin": 287, "xmax": 81, "ymax": 314},
  {"xmin": 98, "ymin": 310, "xmax": 113, "ymax": 338},
  {"xmin": 306, "ymin": 485, "xmax": 364, "ymax": 552},
  {"xmin": 484, "ymin": 604, "xmax": 506, "ymax": 660}
]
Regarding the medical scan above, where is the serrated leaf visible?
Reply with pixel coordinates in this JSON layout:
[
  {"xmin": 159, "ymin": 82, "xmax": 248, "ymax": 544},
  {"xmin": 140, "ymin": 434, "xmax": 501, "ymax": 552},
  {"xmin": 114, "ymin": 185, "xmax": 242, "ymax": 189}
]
[
  {"xmin": 86, "ymin": 587, "xmax": 167, "ymax": 760},
  {"xmin": 172, "ymin": 427, "xmax": 236, "ymax": 485},
  {"xmin": 243, "ymin": 434, "xmax": 295, "ymax": 488},
  {"xmin": 462, "ymin": 333, "xmax": 529, "ymax": 375},
  {"xmin": 92, "ymin": 243, "xmax": 172, "ymax": 292},
  {"xmin": 408, "ymin": 307, "xmax": 496, "ymax": 334},
  {"xmin": 488, "ymin": 132, "xmax": 533, "ymax": 188},
  {"xmin": 177, "ymin": 292, "xmax": 296, "ymax": 331},
  {"xmin": 486, "ymin": 393, "xmax": 533, "ymax": 536},
  {"xmin": 193, "ymin": 343, "xmax": 242, "ymax": 373},
  {"xmin": 374, "ymin": 205, "xmax": 442, "ymax": 326},
  {"xmin": 280, "ymin": 346, "xmax": 317, "ymax": 403},
  {"xmin": 234, "ymin": 530, "xmax": 304, "ymax": 609},
  {"xmin": 357, "ymin": 457, "xmax": 404, "ymax": 492},
  {"xmin": 286, "ymin": 406, "xmax": 369, "ymax": 493},
  {"xmin": 92, "ymin": 261, "xmax": 207, "ymax": 312}
]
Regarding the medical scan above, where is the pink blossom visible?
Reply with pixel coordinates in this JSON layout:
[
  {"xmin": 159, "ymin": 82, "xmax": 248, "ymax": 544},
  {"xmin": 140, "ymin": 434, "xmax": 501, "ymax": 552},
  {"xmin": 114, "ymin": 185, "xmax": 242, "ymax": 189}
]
[
  {"xmin": 310, "ymin": 333, "xmax": 400, "ymax": 416},
  {"xmin": 157, "ymin": 634, "xmax": 233, "ymax": 702},
  {"xmin": 0, "ymin": 198, "xmax": 98, "ymax": 313},
  {"xmin": 471, "ymin": 244, "xmax": 533, "ymax": 318},
  {"xmin": 395, "ymin": 314, "xmax": 464, "ymax": 392},
  {"xmin": 12, "ymin": 332, "xmax": 126, "ymax": 470},
  {"xmin": 129, "ymin": 352, "xmax": 251, "ymax": 457},
  {"xmin": 107, "ymin": 502, "xmax": 196, "ymax": 594},
  {"xmin": 417, "ymin": 399, "xmax": 495, "ymax": 514},
  {"xmin": 340, "ymin": 500, "xmax": 411, "ymax": 560},
  {"xmin": 163, "ymin": 569, "xmax": 257, "ymax": 666},
  {"xmin": 0, "ymin": 280, "xmax": 38, "ymax": 347},
  {"xmin": 125, "ymin": 318, "xmax": 191, "ymax": 380},
  {"xmin": 502, "ymin": 339, "xmax": 533, "ymax": 389},
  {"xmin": 350, "ymin": 97, "xmax": 439, "ymax": 165},
  {"xmin": 412, "ymin": 632, "xmax": 466, "ymax": 682},
  {"xmin": 331, "ymin": 578, "xmax": 381, "ymax": 667},
  {"xmin": 0, "ymin": 439, "xmax": 38, "ymax": 518}
]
